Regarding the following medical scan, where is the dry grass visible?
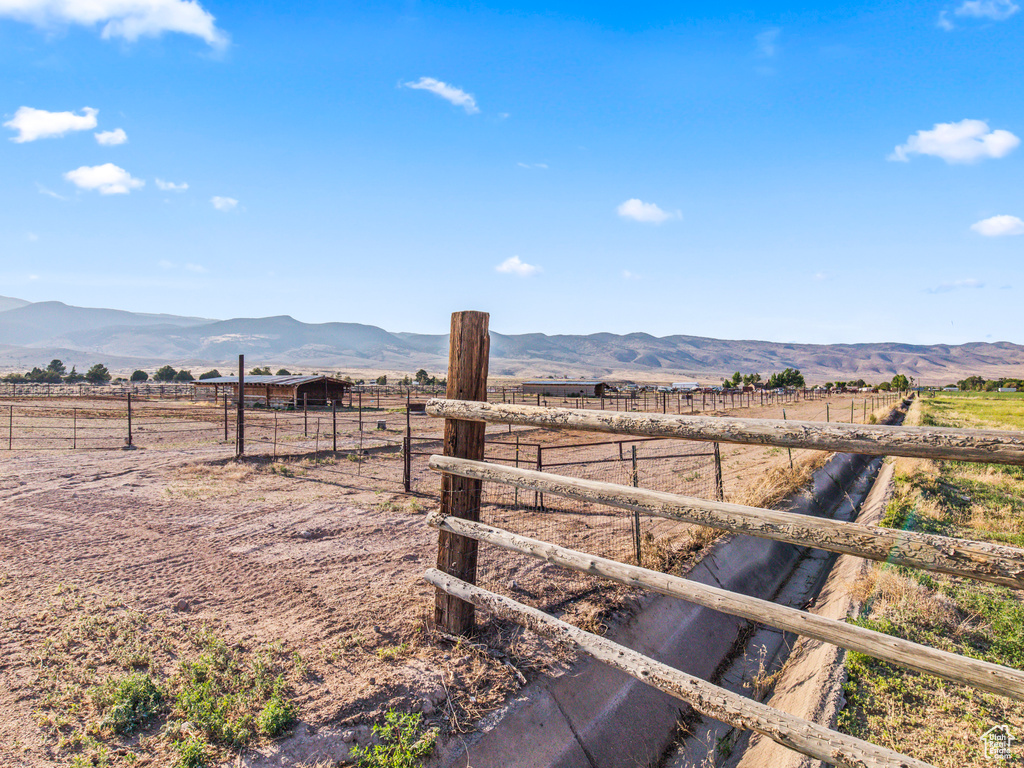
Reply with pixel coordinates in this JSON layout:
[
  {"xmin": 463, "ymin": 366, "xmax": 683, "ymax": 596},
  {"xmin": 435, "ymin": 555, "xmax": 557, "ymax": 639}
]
[
  {"xmin": 839, "ymin": 393, "xmax": 1024, "ymax": 766},
  {"xmin": 731, "ymin": 450, "xmax": 831, "ymax": 510}
]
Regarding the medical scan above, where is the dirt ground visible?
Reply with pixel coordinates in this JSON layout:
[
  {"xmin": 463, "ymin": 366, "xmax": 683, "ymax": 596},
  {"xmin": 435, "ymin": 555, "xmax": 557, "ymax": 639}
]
[{"xmin": 0, "ymin": 392, "xmax": 879, "ymax": 767}]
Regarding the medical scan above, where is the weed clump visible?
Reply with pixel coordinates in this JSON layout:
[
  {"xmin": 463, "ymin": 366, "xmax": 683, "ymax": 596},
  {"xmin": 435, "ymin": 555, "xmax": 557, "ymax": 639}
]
[
  {"xmin": 92, "ymin": 672, "xmax": 165, "ymax": 735},
  {"xmin": 351, "ymin": 710, "xmax": 436, "ymax": 768}
]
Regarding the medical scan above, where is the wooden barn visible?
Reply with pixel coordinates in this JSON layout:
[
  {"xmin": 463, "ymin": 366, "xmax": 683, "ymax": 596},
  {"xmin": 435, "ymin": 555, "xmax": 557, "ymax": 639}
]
[
  {"xmin": 521, "ymin": 380, "xmax": 607, "ymax": 398},
  {"xmin": 194, "ymin": 375, "xmax": 352, "ymax": 408}
]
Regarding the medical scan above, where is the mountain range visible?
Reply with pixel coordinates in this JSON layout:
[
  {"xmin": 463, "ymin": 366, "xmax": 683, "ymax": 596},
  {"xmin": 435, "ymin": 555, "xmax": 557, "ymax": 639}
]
[{"xmin": 0, "ymin": 296, "xmax": 1020, "ymax": 385}]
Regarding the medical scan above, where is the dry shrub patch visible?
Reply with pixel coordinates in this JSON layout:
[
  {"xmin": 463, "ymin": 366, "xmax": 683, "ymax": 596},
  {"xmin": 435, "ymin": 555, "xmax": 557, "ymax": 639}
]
[
  {"xmin": 732, "ymin": 450, "xmax": 831, "ymax": 510},
  {"xmin": 28, "ymin": 589, "xmax": 301, "ymax": 768},
  {"xmin": 839, "ymin": 395, "xmax": 1024, "ymax": 766}
]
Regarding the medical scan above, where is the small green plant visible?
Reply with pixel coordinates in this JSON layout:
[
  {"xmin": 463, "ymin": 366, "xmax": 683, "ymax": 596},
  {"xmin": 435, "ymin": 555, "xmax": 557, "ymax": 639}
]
[
  {"xmin": 91, "ymin": 673, "xmax": 164, "ymax": 735},
  {"xmin": 351, "ymin": 710, "xmax": 436, "ymax": 768},
  {"xmin": 376, "ymin": 643, "xmax": 410, "ymax": 662},
  {"xmin": 257, "ymin": 692, "xmax": 297, "ymax": 736},
  {"xmin": 173, "ymin": 735, "xmax": 210, "ymax": 768}
]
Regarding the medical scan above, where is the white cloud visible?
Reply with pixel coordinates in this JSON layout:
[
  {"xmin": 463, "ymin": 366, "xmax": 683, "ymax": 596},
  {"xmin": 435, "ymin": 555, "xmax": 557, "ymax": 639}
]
[
  {"xmin": 403, "ymin": 77, "xmax": 479, "ymax": 114},
  {"xmin": 495, "ymin": 256, "xmax": 541, "ymax": 277},
  {"xmin": 36, "ymin": 183, "xmax": 67, "ymax": 200},
  {"xmin": 955, "ymin": 0, "xmax": 1020, "ymax": 20},
  {"xmin": 926, "ymin": 278, "xmax": 985, "ymax": 294},
  {"xmin": 184, "ymin": 262, "xmax": 207, "ymax": 273},
  {"xmin": 813, "ymin": 271, "xmax": 827, "ymax": 281},
  {"xmin": 889, "ymin": 119, "xmax": 1019, "ymax": 163},
  {"xmin": 155, "ymin": 178, "xmax": 188, "ymax": 191},
  {"xmin": 158, "ymin": 259, "xmax": 175, "ymax": 269},
  {"xmin": 26, "ymin": 232, "xmax": 39, "ymax": 242},
  {"xmin": 622, "ymin": 270, "xmax": 641, "ymax": 280},
  {"xmin": 64, "ymin": 163, "xmax": 144, "ymax": 194},
  {"xmin": 938, "ymin": 10, "xmax": 956, "ymax": 28},
  {"xmin": 94, "ymin": 127, "xmax": 127, "ymax": 145},
  {"xmin": 517, "ymin": 162, "xmax": 548, "ymax": 169},
  {"xmin": 210, "ymin": 195, "xmax": 238, "ymax": 211},
  {"xmin": 616, "ymin": 198, "xmax": 680, "ymax": 224},
  {"xmin": 756, "ymin": 28, "xmax": 780, "ymax": 57},
  {"xmin": 4, "ymin": 106, "xmax": 97, "ymax": 142},
  {"xmin": 971, "ymin": 214, "xmax": 1024, "ymax": 236},
  {"xmin": 0, "ymin": 0, "xmax": 227, "ymax": 46}
]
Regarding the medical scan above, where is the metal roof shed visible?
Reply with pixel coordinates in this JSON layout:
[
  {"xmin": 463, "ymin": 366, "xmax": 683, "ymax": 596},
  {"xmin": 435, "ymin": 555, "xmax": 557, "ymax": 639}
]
[{"xmin": 194, "ymin": 375, "xmax": 352, "ymax": 407}]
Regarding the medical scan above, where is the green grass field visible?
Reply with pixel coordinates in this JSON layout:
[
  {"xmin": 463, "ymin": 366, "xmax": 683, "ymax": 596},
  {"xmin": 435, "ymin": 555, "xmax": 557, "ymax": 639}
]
[{"xmin": 838, "ymin": 394, "xmax": 1024, "ymax": 767}]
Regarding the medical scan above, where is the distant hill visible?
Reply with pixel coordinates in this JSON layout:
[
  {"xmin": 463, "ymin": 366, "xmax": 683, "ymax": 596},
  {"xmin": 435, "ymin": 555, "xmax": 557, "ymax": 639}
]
[
  {"xmin": 0, "ymin": 297, "xmax": 1021, "ymax": 385},
  {"xmin": 0, "ymin": 295, "xmax": 31, "ymax": 313}
]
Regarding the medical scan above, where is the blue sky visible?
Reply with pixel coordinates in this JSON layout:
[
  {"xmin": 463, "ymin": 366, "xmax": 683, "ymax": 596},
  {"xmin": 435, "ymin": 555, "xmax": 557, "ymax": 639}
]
[{"xmin": 2, "ymin": 0, "xmax": 1022, "ymax": 344}]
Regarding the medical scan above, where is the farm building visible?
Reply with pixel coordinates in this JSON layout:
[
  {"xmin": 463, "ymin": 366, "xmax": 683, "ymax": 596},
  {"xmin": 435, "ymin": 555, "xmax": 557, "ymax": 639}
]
[
  {"xmin": 521, "ymin": 380, "xmax": 607, "ymax": 398},
  {"xmin": 194, "ymin": 375, "xmax": 352, "ymax": 408}
]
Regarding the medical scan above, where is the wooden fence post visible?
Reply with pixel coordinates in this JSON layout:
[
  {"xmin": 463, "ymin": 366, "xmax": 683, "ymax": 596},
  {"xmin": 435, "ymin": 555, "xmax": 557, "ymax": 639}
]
[
  {"xmin": 332, "ymin": 399, "xmax": 338, "ymax": 452},
  {"xmin": 435, "ymin": 311, "xmax": 490, "ymax": 635},
  {"xmin": 236, "ymin": 355, "xmax": 245, "ymax": 457},
  {"xmin": 126, "ymin": 392, "xmax": 132, "ymax": 448}
]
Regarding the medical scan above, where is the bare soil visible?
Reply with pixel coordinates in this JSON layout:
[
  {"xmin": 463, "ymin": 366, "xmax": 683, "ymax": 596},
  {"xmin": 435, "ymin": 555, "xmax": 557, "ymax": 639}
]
[{"xmin": 0, "ymin": 392, "xmax": 873, "ymax": 766}]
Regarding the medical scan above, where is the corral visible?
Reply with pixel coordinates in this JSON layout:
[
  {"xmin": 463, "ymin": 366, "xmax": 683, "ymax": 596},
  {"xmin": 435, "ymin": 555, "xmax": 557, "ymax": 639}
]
[{"xmin": 0, "ymin": 352, "xmax": 946, "ymax": 768}]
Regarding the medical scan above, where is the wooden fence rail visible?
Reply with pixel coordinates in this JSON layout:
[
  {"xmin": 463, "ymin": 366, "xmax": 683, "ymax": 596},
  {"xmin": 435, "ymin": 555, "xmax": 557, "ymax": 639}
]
[
  {"xmin": 425, "ymin": 568, "xmax": 935, "ymax": 768},
  {"xmin": 427, "ymin": 511, "xmax": 1024, "ymax": 700},
  {"xmin": 425, "ymin": 399, "xmax": 1024, "ymax": 466},
  {"xmin": 429, "ymin": 455, "xmax": 1024, "ymax": 590}
]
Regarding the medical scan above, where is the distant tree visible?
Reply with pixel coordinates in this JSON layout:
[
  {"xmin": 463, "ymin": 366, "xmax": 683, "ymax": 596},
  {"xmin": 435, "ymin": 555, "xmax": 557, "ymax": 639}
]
[
  {"xmin": 824, "ymin": 382, "xmax": 835, "ymax": 390},
  {"xmin": 154, "ymin": 365, "xmax": 177, "ymax": 382},
  {"xmin": 250, "ymin": 366, "xmax": 272, "ymax": 376},
  {"xmin": 415, "ymin": 369, "xmax": 429, "ymax": 385},
  {"xmin": 891, "ymin": 374, "xmax": 910, "ymax": 391},
  {"xmin": 401, "ymin": 375, "xmax": 412, "ymax": 386},
  {"xmin": 29, "ymin": 360, "xmax": 64, "ymax": 383},
  {"xmin": 730, "ymin": 371, "xmax": 742, "ymax": 387},
  {"xmin": 64, "ymin": 366, "xmax": 85, "ymax": 383},
  {"xmin": 174, "ymin": 369, "xmax": 194, "ymax": 382},
  {"xmin": 766, "ymin": 368, "xmax": 805, "ymax": 389},
  {"xmin": 198, "ymin": 370, "xmax": 221, "ymax": 380},
  {"xmin": 3, "ymin": 372, "xmax": 28, "ymax": 383},
  {"xmin": 130, "ymin": 370, "xmax": 149, "ymax": 382},
  {"xmin": 877, "ymin": 382, "xmax": 892, "ymax": 391},
  {"xmin": 376, "ymin": 374, "xmax": 387, "ymax": 385},
  {"xmin": 958, "ymin": 375, "xmax": 985, "ymax": 391},
  {"xmin": 85, "ymin": 364, "xmax": 112, "ymax": 384},
  {"xmin": 275, "ymin": 369, "xmax": 291, "ymax": 376}
]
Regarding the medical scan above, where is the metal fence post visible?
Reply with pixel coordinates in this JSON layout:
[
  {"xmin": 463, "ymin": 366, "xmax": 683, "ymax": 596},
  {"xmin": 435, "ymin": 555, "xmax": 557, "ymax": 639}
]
[
  {"xmin": 332, "ymin": 399, "xmax": 337, "ymax": 452},
  {"xmin": 713, "ymin": 441, "xmax": 724, "ymax": 501},
  {"xmin": 236, "ymin": 355, "xmax": 245, "ymax": 457},
  {"xmin": 631, "ymin": 444, "xmax": 642, "ymax": 566},
  {"xmin": 126, "ymin": 392, "xmax": 132, "ymax": 448}
]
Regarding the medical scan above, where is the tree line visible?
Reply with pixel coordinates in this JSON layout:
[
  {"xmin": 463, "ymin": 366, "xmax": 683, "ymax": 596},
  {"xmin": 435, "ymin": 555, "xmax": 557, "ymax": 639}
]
[
  {"xmin": 721, "ymin": 369, "xmax": 913, "ymax": 392},
  {"xmin": 956, "ymin": 376, "xmax": 1023, "ymax": 391}
]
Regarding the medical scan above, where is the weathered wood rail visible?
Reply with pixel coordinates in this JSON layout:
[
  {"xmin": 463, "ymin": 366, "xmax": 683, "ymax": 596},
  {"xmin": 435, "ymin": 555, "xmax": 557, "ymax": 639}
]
[
  {"xmin": 425, "ymin": 310, "xmax": 1023, "ymax": 768},
  {"xmin": 425, "ymin": 569, "xmax": 935, "ymax": 768},
  {"xmin": 427, "ymin": 511, "xmax": 1024, "ymax": 700},
  {"xmin": 426, "ymin": 399, "xmax": 1024, "ymax": 466},
  {"xmin": 429, "ymin": 455, "xmax": 1024, "ymax": 589}
]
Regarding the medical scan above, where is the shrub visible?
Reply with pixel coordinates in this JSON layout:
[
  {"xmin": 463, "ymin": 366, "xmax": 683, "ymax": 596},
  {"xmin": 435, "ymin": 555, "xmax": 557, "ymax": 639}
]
[
  {"xmin": 130, "ymin": 370, "xmax": 149, "ymax": 382},
  {"xmin": 256, "ymin": 692, "xmax": 296, "ymax": 736},
  {"xmin": 92, "ymin": 673, "xmax": 164, "ymax": 735},
  {"xmin": 174, "ymin": 370, "xmax": 195, "ymax": 382},
  {"xmin": 154, "ymin": 365, "xmax": 177, "ymax": 382}
]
